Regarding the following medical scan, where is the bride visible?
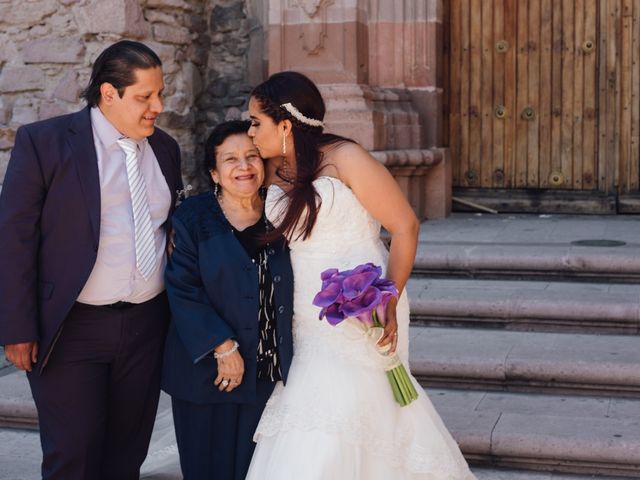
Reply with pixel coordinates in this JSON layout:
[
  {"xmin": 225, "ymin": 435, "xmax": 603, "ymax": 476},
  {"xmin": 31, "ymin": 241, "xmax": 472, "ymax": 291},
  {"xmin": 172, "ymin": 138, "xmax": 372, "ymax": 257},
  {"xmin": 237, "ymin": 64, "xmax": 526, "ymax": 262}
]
[{"xmin": 245, "ymin": 71, "xmax": 475, "ymax": 480}]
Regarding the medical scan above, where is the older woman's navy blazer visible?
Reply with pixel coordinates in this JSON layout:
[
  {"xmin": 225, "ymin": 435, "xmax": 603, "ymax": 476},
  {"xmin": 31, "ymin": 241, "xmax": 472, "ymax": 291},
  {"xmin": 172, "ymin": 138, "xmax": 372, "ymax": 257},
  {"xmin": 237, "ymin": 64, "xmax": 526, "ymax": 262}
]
[{"xmin": 161, "ymin": 193, "xmax": 294, "ymax": 404}]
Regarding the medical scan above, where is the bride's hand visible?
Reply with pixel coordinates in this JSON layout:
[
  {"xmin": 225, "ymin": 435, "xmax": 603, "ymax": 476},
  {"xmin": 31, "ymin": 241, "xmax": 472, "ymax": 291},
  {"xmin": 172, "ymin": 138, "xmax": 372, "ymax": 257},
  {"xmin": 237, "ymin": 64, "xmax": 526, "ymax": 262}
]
[
  {"xmin": 214, "ymin": 340, "xmax": 245, "ymax": 392},
  {"xmin": 377, "ymin": 296, "xmax": 399, "ymax": 354}
]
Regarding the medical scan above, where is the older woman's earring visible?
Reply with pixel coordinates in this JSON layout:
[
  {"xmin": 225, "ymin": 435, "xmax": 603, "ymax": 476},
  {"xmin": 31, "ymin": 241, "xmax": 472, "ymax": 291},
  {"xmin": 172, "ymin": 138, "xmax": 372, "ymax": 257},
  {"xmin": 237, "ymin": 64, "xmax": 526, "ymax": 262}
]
[
  {"xmin": 213, "ymin": 182, "xmax": 219, "ymax": 196},
  {"xmin": 282, "ymin": 132, "xmax": 287, "ymax": 156}
]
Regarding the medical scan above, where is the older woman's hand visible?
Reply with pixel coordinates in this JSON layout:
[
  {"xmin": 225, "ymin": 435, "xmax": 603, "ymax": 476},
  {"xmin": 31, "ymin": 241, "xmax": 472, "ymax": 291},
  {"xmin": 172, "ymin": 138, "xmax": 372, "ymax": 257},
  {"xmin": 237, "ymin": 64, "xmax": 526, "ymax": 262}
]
[{"xmin": 213, "ymin": 339, "xmax": 245, "ymax": 392}]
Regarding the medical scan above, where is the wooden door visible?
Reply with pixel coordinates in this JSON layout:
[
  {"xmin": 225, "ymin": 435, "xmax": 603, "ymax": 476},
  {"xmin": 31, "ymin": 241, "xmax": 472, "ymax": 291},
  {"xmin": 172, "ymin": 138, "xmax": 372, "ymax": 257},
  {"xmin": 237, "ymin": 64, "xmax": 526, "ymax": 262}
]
[
  {"xmin": 447, "ymin": 0, "xmax": 608, "ymax": 212},
  {"xmin": 606, "ymin": 0, "xmax": 640, "ymax": 212}
]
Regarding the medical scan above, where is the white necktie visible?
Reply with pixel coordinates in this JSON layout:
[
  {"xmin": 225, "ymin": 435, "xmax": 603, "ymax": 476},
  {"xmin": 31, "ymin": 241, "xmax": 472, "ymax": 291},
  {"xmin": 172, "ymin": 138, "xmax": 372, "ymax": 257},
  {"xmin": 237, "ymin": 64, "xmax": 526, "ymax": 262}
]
[{"xmin": 117, "ymin": 138, "xmax": 156, "ymax": 280}]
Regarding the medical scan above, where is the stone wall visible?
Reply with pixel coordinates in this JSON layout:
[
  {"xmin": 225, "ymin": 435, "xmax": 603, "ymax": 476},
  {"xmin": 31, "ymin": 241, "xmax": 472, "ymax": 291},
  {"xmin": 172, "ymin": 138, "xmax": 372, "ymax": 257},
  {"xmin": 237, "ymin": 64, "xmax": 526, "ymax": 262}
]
[
  {"xmin": 189, "ymin": 0, "xmax": 265, "ymax": 189},
  {"xmin": 0, "ymin": 0, "xmax": 262, "ymax": 192}
]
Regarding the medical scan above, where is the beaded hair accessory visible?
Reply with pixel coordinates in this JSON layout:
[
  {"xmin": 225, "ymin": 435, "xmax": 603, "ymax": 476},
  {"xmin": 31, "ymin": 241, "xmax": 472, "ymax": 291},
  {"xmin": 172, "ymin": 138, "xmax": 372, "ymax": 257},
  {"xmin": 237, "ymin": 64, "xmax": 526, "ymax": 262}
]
[{"xmin": 280, "ymin": 102, "xmax": 324, "ymax": 128}]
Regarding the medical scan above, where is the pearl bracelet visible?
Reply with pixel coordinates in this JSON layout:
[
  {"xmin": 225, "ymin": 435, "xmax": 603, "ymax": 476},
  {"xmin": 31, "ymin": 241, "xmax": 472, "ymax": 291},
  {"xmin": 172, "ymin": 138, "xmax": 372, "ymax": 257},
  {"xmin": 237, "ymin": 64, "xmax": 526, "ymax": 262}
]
[{"xmin": 214, "ymin": 340, "xmax": 239, "ymax": 359}]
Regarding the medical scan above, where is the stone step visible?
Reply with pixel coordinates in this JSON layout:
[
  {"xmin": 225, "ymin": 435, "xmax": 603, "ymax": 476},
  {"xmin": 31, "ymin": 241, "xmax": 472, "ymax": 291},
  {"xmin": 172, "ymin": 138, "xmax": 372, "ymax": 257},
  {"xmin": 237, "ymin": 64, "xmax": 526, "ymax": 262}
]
[
  {"xmin": 406, "ymin": 278, "xmax": 640, "ymax": 334},
  {"xmin": 408, "ymin": 327, "xmax": 640, "ymax": 398},
  {"xmin": 472, "ymin": 468, "xmax": 627, "ymax": 480},
  {"xmin": 0, "ymin": 368, "xmax": 37, "ymax": 430},
  {"xmin": 413, "ymin": 214, "xmax": 640, "ymax": 283},
  {"xmin": 413, "ymin": 241, "xmax": 640, "ymax": 283},
  {"xmin": 2, "ymin": 374, "xmax": 637, "ymax": 479},
  {"xmin": 0, "ymin": 429, "xmax": 632, "ymax": 480},
  {"xmin": 429, "ymin": 388, "xmax": 640, "ymax": 478},
  {"xmin": 0, "ymin": 389, "xmax": 181, "ymax": 480}
]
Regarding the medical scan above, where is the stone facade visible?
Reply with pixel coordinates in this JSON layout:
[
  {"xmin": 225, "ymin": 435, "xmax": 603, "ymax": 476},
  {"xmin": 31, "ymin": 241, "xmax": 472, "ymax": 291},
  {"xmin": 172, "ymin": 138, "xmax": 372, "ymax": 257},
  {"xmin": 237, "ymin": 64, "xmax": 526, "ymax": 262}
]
[
  {"xmin": 0, "ymin": 0, "xmax": 448, "ymax": 217},
  {"xmin": 0, "ymin": 0, "xmax": 263, "ymax": 192},
  {"xmin": 268, "ymin": 0, "xmax": 449, "ymax": 218}
]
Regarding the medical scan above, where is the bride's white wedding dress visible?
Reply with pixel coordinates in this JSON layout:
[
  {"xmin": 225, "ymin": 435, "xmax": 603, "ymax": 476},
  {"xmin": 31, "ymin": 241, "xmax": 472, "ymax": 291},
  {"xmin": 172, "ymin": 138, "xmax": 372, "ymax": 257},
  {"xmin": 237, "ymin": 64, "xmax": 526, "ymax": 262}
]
[{"xmin": 246, "ymin": 176, "xmax": 476, "ymax": 480}]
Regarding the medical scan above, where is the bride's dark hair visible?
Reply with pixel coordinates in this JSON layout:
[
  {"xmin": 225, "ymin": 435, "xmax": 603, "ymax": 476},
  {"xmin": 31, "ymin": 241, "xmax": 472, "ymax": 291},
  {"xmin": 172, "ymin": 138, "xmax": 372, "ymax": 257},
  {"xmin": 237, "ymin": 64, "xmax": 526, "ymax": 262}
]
[{"xmin": 251, "ymin": 71, "xmax": 354, "ymax": 240}]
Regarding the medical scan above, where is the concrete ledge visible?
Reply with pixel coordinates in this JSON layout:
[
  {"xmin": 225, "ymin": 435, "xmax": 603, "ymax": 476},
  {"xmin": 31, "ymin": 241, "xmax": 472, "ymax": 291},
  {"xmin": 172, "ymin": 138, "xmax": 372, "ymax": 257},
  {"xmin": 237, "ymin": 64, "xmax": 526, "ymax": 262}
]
[
  {"xmin": 414, "ymin": 242, "xmax": 640, "ymax": 281},
  {"xmin": 430, "ymin": 389, "xmax": 640, "ymax": 478},
  {"xmin": 491, "ymin": 413, "xmax": 640, "ymax": 465},
  {"xmin": 0, "ymin": 372, "xmax": 37, "ymax": 429},
  {"xmin": 415, "ymin": 213, "xmax": 640, "ymax": 282},
  {"xmin": 472, "ymin": 467, "xmax": 625, "ymax": 479},
  {"xmin": 409, "ymin": 327, "xmax": 640, "ymax": 397},
  {"xmin": 407, "ymin": 277, "xmax": 640, "ymax": 333},
  {"xmin": 372, "ymin": 148, "xmax": 451, "ymax": 220}
]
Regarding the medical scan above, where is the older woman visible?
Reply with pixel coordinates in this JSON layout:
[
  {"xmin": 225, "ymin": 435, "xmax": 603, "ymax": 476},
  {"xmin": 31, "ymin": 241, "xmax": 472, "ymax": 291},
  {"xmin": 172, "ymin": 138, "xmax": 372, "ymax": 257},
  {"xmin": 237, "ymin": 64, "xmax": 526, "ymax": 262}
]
[{"xmin": 161, "ymin": 120, "xmax": 293, "ymax": 480}]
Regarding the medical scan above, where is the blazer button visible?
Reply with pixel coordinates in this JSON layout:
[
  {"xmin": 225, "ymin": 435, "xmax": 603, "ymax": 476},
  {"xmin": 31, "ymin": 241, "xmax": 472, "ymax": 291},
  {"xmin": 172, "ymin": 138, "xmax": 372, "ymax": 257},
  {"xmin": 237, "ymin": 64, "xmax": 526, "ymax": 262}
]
[
  {"xmin": 267, "ymin": 248, "xmax": 275, "ymax": 255},
  {"xmin": 279, "ymin": 335, "xmax": 284, "ymax": 343},
  {"xmin": 277, "ymin": 305, "xmax": 285, "ymax": 314},
  {"xmin": 273, "ymin": 275, "xmax": 281, "ymax": 283}
]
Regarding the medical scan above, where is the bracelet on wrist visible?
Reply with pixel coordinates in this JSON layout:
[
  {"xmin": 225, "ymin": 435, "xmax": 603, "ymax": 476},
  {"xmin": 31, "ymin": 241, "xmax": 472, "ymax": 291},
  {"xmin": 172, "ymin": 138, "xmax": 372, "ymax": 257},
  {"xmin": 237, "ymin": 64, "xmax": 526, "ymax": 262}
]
[{"xmin": 214, "ymin": 340, "xmax": 239, "ymax": 359}]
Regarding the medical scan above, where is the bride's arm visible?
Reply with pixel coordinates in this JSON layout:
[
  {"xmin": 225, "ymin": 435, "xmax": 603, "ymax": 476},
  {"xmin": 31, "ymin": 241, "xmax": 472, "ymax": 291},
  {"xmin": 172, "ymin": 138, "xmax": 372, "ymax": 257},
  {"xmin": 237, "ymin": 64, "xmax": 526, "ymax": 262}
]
[{"xmin": 329, "ymin": 142, "xmax": 419, "ymax": 295}]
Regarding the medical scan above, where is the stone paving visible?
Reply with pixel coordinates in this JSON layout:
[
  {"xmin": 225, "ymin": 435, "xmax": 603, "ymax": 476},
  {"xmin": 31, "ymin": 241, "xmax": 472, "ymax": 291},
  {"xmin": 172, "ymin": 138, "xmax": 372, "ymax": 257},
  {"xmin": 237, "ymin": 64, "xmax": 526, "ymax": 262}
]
[
  {"xmin": 409, "ymin": 326, "xmax": 640, "ymax": 394},
  {"xmin": 0, "ymin": 387, "xmax": 630, "ymax": 480},
  {"xmin": 419, "ymin": 213, "xmax": 640, "ymax": 244},
  {"xmin": 415, "ymin": 213, "xmax": 640, "ymax": 280}
]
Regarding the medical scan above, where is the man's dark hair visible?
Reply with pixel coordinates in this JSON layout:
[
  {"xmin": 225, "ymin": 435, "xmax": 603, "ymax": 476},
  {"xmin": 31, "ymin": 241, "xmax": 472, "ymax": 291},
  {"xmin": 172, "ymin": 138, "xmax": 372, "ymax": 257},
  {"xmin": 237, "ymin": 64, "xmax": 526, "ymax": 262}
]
[
  {"xmin": 204, "ymin": 120, "xmax": 252, "ymax": 182},
  {"xmin": 81, "ymin": 40, "xmax": 162, "ymax": 107}
]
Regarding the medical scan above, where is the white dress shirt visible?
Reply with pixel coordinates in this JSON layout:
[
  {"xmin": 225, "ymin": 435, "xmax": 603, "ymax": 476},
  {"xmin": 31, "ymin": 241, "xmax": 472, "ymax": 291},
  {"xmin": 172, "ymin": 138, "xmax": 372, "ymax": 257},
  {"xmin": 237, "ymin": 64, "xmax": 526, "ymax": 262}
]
[{"xmin": 77, "ymin": 107, "xmax": 171, "ymax": 305}]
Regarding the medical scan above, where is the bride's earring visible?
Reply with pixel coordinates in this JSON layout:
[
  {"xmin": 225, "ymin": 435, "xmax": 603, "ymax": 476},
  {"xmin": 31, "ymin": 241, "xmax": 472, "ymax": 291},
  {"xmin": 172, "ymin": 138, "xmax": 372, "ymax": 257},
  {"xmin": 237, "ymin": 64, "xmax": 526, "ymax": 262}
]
[{"xmin": 282, "ymin": 131, "xmax": 287, "ymax": 156}]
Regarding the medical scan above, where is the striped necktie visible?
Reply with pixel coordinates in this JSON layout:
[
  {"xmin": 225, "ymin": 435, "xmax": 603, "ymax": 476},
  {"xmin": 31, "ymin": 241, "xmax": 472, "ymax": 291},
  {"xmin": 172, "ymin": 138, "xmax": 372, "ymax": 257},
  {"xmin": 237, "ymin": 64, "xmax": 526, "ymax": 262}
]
[{"xmin": 117, "ymin": 138, "xmax": 156, "ymax": 281}]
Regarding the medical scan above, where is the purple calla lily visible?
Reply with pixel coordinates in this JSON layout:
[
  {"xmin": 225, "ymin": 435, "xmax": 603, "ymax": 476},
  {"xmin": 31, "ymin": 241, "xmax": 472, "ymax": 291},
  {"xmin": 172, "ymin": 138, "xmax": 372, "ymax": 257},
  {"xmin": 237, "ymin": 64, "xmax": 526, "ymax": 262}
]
[
  {"xmin": 321, "ymin": 303, "xmax": 345, "ymax": 326},
  {"xmin": 374, "ymin": 278, "xmax": 399, "ymax": 296},
  {"xmin": 315, "ymin": 262, "xmax": 398, "ymax": 329},
  {"xmin": 374, "ymin": 291, "xmax": 395, "ymax": 327},
  {"xmin": 342, "ymin": 271, "xmax": 380, "ymax": 300},
  {"xmin": 320, "ymin": 270, "xmax": 347, "ymax": 290},
  {"xmin": 321, "ymin": 268, "xmax": 340, "ymax": 281},
  {"xmin": 351, "ymin": 263, "xmax": 382, "ymax": 276},
  {"xmin": 341, "ymin": 286, "xmax": 382, "ymax": 317},
  {"xmin": 312, "ymin": 280, "xmax": 344, "ymax": 307}
]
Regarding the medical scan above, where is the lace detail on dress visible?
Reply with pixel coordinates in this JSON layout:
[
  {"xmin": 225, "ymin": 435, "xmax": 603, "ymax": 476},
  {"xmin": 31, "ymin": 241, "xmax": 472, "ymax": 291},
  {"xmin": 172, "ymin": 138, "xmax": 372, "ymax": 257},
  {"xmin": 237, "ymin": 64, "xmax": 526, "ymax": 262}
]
[{"xmin": 257, "ymin": 384, "xmax": 475, "ymax": 478}]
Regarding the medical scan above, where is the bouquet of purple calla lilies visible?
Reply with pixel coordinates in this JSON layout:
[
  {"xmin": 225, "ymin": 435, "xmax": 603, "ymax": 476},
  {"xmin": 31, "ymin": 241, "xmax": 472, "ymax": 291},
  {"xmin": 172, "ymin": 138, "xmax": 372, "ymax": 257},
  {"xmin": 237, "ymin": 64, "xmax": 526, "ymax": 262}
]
[{"xmin": 312, "ymin": 263, "xmax": 419, "ymax": 406}]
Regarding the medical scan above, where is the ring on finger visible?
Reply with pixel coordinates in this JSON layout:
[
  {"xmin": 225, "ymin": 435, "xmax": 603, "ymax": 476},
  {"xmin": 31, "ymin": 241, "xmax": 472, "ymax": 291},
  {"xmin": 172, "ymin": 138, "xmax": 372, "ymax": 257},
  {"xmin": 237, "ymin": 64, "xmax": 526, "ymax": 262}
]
[{"xmin": 221, "ymin": 379, "xmax": 230, "ymax": 387}]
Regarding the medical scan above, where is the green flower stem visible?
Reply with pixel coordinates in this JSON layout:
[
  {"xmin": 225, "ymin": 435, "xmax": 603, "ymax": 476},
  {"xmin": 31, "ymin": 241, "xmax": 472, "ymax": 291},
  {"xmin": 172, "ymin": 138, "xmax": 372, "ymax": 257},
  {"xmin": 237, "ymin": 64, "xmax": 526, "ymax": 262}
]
[
  {"xmin": 388, "ymin": 364, "xmax": 418, "ymax": 406},
  {"xmin": 400, "ymin": 365, "xmax": 419, "ymax": 401},
  {"xmin": 372, "ymin": 310, "xmax": 383, "ymax": 328},
  {"xmin": 398, "ymin": 365, "xmax": 413, "ymax": 400},
  {"xmin": 386, "ymin": 370, "xmax": 403, "ymax": 403},
  {"xmin": 393, "ymin": 366, "xmax": 411, "ymax": 405}
]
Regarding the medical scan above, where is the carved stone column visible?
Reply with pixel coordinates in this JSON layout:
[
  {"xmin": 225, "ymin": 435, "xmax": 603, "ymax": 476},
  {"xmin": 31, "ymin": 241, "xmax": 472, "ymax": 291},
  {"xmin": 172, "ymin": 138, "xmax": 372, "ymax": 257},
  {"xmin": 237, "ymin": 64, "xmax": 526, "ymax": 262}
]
[{"xmin": 266, "ymin": 0, "xmax": 450, "ymax": 219}]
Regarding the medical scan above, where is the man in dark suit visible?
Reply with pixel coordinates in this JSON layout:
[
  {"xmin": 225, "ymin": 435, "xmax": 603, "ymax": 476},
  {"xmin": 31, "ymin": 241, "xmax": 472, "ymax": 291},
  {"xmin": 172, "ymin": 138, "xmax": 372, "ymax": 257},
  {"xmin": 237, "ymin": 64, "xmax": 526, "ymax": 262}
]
[{"xmin": 0, "ymin": 41, "xmax": 182, "ymax": 479}]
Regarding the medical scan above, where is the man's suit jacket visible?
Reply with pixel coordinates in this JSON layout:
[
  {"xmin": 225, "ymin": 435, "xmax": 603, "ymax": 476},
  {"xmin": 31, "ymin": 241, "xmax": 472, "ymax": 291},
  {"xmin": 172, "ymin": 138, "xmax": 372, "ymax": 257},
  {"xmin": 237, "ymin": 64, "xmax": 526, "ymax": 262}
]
[
  {"xmin": 162, "ymin": 193, "xmax": 294, "ymax": 404},
  {"xmin": 0, "ymin": 106, "xmax": 182, "ymax": 371}
]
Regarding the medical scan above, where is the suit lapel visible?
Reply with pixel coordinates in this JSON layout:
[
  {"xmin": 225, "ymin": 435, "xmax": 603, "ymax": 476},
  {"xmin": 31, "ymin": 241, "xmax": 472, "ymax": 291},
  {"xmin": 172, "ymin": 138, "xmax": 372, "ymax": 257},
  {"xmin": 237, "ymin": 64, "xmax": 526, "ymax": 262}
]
[
  {"xmin": 148, "ymin": 131, "xmax": 179, "ymax": 214},
  {"xmin": 68, "ymin": 107, "xmax": 101, "ymax": 243}
]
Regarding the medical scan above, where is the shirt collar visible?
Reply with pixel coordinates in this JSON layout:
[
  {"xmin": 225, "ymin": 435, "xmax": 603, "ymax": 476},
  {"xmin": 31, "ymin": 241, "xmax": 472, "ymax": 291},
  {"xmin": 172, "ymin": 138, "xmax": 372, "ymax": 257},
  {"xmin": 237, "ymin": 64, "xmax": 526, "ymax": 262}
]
[{"xmin": 90, "ymin": 107, "xmax": 148, "ymax": 152}]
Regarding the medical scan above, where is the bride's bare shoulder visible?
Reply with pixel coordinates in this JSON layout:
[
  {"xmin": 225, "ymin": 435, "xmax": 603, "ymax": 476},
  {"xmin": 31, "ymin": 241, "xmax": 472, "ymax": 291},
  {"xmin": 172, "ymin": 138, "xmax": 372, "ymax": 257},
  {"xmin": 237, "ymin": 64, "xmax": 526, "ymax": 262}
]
[{"xmin": 319, "ymin": 141, "xmax": 374, "ymax": 178}]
